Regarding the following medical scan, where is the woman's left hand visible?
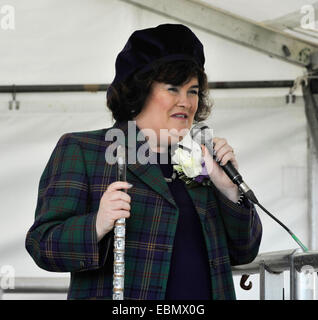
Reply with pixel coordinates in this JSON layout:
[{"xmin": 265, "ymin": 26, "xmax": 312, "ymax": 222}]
[{"xmin": 201, "ymin": 137, "xmax": 240, "ymax": 203}]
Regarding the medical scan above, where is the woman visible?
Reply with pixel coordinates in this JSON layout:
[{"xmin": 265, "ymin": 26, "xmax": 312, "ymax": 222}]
[{"xmin": 25, "ymin": 24, "xmax": 262, "ymax": 300}]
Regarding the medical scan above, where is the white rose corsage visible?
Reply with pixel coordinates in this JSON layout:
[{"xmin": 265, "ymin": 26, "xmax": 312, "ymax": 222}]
[{"xmin": 171, "ymin": 139, "xmax": 213, "ymax": 188}]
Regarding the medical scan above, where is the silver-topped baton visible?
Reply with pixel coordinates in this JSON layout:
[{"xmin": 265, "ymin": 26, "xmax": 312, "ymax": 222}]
[{"xmin": 113, "ymin": 145, "xmax": 126, "ymax": 300}]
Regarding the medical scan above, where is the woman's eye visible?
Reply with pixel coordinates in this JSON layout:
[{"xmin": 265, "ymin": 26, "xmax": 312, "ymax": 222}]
[
  {"xmin": 168, "ymin": 87, "xmax": 178, "ymax": 92},
  {"xmin": 189, "ymin": 90, "xmax": 199, "ymax": 95}
]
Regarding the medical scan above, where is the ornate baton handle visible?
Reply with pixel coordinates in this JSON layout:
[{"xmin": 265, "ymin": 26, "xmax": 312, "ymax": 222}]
[{"xmin": 113, "ymin": 145, "xmax": 126, "ymax": 300}]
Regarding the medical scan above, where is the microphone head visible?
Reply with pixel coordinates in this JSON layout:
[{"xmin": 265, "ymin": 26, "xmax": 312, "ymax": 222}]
[{"xmin": 190, "ymin": 122, "xmax": 213, "ymax": 146}]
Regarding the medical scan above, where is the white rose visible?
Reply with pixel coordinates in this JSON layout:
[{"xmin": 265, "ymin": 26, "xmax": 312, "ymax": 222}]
[{"xmin": 172, "ymin": 147, "xmax": 202, "ymax": 178}]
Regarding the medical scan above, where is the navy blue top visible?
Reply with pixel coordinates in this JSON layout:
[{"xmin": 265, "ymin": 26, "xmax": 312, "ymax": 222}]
[{"xmin": 156, "ymin": 151, "xmax": 212, "ymax": 300}]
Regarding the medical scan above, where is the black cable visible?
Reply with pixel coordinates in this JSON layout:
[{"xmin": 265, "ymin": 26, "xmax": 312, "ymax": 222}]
[{"xmin": 244, "ymin": 190, "xmax": 308, "ymax": 252}]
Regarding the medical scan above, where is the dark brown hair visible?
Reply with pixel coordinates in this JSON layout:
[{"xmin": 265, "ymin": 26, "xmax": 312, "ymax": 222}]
[{"xmin": 107, "ymin": 60, "xmax": 212, "ymax": 122}]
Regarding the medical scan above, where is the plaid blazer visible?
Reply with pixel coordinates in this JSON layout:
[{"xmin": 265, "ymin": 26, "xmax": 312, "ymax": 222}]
[{"xmin": 25, "ymin": 121, "xmax": 262, "ymax": 300}]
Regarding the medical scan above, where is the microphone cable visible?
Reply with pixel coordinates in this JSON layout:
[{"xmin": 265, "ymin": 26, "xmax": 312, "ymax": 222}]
[{"xmin": 244, "ymin": 190, "xmax": 308, "ymax": 252}]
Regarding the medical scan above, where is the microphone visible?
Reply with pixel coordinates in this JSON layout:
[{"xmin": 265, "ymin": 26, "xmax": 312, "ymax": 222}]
[
  {"xmin": 190, "ymin": 122, "xmax": 258, "ymax": 204},
  {"xmin": 190, "ymin": 122, "xmax": 308, "ymax": 252}
]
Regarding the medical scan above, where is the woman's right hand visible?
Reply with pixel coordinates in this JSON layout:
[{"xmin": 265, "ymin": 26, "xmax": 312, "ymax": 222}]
[{"xmin": 95, "ymin": 181, "xmax": 133, "ymax": 242}]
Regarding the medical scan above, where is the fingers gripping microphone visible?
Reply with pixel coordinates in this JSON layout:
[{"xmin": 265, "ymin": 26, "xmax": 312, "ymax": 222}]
[{"xmin": 190, "ymin": 123, "xmax": 258, "ymax": 204}]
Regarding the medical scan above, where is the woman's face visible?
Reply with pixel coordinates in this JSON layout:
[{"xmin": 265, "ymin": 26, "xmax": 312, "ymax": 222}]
[{"xmin": 135, "ymin": 77, "xmax": 199, "ymax": 150}]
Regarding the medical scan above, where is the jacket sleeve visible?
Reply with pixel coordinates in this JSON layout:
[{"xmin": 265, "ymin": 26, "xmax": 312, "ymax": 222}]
[
  {"xmin": 25, "ymin": 133, "xmax": 113, "ymax": 272},
  {"xmin": 212, "ymin": 185, "xmax": 263, "ymax": 266}
]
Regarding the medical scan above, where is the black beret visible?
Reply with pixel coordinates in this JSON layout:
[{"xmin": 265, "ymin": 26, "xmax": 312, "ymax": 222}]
[{"xmin": 109, "ymin": 23, "xmax": 205, "ymax": 88}]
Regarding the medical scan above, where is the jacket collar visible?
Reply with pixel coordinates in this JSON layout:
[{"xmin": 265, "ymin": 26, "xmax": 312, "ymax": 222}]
[{"xmin": 111, "ymin": 121, "xmax": 208, "ymax": 212}]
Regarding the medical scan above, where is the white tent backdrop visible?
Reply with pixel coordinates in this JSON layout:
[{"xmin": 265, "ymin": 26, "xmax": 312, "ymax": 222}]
[{"xmin": 0, "ymin": 0, "xmax": 312, "ymax": 299}]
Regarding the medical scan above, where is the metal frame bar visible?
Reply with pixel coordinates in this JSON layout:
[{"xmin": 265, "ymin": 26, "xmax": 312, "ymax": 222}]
[
  {"xmin": 121, "ymin": 0, "xmax": 318, "ymax": 67},
  {"xmin": 0, "ymin": 277, "xmax": 69, "ymax": 296},
  {"xmin": 0, "ymin": 80, "xmax": 294, "ymax": 94},
  {"xmin": 0, "ymin": 84, "xmax": 109, "ymax": 93},
  {"xmin": 259, "ymin": 262, "xmax": 284, "ymax": 300},
  {"xmin": 289, "ymin": 249, "xmax": 299, "ymax": 299},
  {"xmin": 308, "ymin": 128, "xmax": 318, "ymax": 251},
  {"xmin": 302, "ymin": 78, "xmax": 318, "ymax": 157},
  {"xmin": 262, "ymin": 3, "xmax": 318, "ymax": 30}
]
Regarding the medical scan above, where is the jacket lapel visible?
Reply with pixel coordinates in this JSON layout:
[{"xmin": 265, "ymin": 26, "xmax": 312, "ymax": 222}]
[
  {"xmin": 128, "ymin": 161, "xmax": 177, "ymax": 208},
  {"xmin": 110, "ymin": 121, "xmax": 209, "ymax": 212},
  {"xmin": 112, "ymin": 121, "xmax": 176, "ymax": 208}
]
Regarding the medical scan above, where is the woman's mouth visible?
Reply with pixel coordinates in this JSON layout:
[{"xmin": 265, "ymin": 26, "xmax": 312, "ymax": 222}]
[{"xmin": 171, "ymin": 113, "xmax": 188, "ymax": 119}]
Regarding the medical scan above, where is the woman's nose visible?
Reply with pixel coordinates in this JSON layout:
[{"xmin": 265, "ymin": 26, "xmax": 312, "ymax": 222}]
[{"xmin": 176, "ymin": 91, "xmax": 191, "ymax": 108}]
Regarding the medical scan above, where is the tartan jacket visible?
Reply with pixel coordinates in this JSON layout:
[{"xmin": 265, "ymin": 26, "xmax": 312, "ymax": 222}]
[{"xmin": 25, "ymin": 120, "xmax": 262, "ymax": 300}]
